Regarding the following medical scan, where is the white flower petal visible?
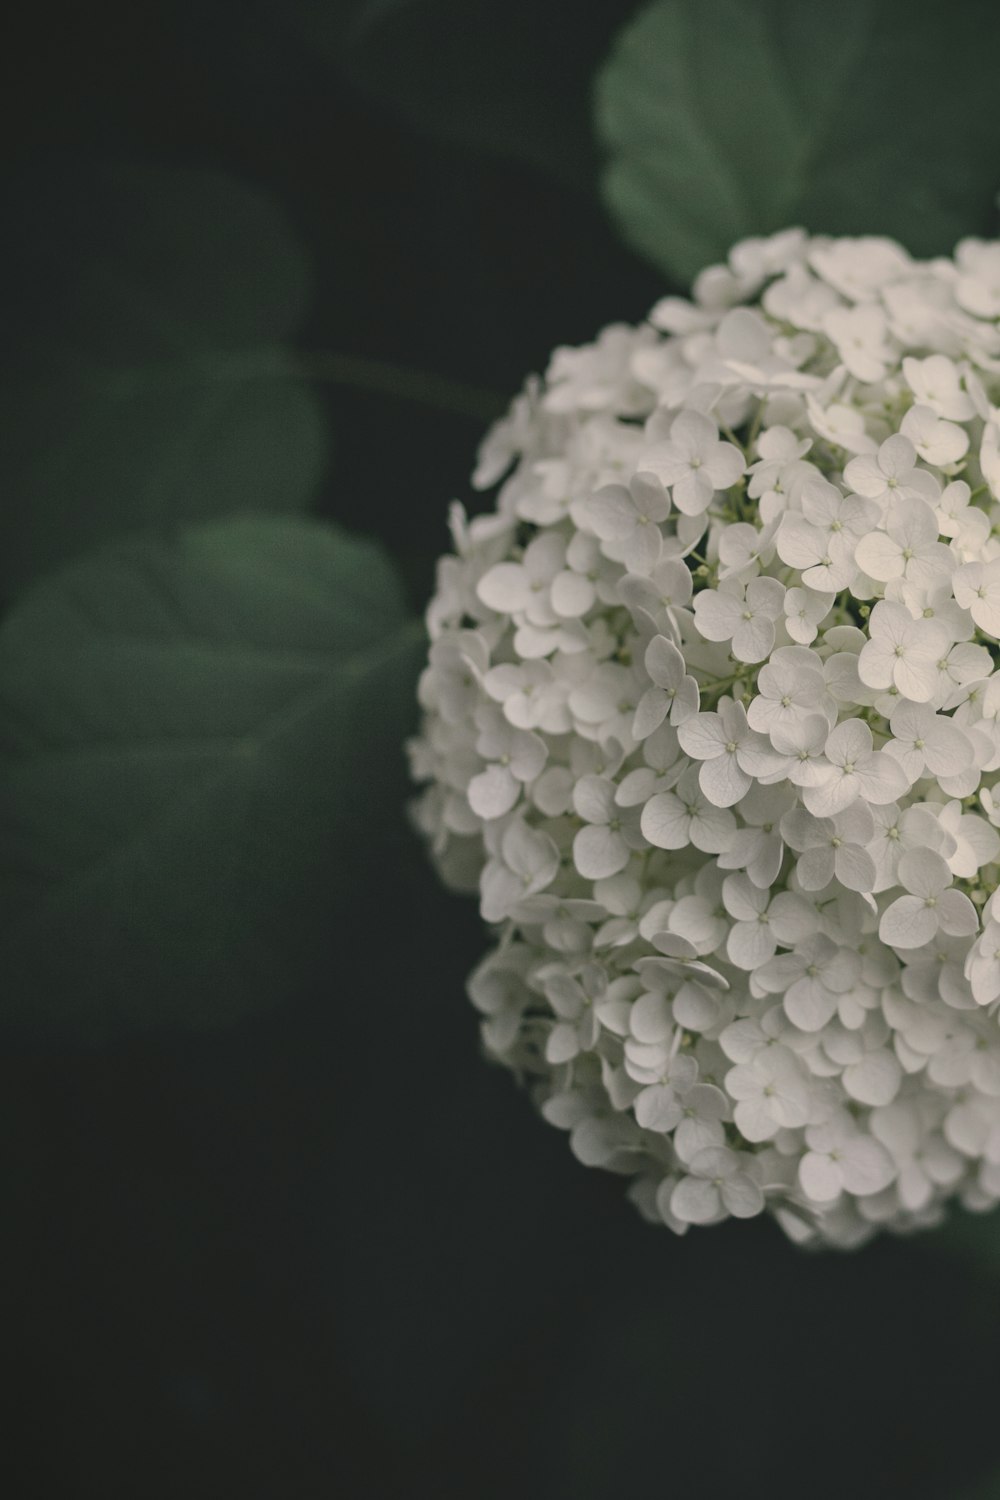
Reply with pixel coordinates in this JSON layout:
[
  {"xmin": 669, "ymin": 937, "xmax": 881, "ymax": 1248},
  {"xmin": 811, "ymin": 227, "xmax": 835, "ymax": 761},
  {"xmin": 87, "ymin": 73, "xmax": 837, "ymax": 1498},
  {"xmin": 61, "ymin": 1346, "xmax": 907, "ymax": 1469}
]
[
  {"xmin": 573, "ymin": 824, "xmax": 629, "ymax": 880},
  {"xmin": 798, "ymin": 1152, "xmax": 842, "ymax": 1203},
  {"xmin": 879, "ymin": 895, "xmax": 939, "ymax": 949},
  {"xmin": 698, "ymin": 753, "xmax": 751, "ymax": 808},
  {"xmin": 843, "ymin": 1051, "xmax": 902, "ymax": 1107},
  {"xmin": 467, "ymin": 763, "xmax": 520, "ymax": 820},
  {"xmin": 670, "ymin": 1176, "xmax": 722, "ymax": 1224}
]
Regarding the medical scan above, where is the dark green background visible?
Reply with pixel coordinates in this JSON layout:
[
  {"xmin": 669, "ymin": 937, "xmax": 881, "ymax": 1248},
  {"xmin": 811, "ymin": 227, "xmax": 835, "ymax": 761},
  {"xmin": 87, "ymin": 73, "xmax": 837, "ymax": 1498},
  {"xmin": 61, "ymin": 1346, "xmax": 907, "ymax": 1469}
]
[{"xmin": 2, "ymin": 3, "xmax": 1000, "ymax": 1496}]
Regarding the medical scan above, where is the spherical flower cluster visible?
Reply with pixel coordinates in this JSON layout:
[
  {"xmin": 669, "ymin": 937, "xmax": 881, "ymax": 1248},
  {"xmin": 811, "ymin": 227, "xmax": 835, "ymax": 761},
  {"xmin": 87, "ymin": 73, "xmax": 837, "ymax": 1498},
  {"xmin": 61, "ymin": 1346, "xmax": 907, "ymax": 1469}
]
[{"xmin": 409, "ymin": 229, "xmax": 1000, "ymax": 1248}]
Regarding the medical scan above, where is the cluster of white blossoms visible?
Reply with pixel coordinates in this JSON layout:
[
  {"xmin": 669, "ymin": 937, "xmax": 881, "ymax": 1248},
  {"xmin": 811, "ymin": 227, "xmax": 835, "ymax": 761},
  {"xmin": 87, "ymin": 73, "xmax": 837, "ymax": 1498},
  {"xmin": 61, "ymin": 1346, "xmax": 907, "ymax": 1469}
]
[{"xmin": 409, "ymin": 229, "xmax": 1000, "ymax": 1247}]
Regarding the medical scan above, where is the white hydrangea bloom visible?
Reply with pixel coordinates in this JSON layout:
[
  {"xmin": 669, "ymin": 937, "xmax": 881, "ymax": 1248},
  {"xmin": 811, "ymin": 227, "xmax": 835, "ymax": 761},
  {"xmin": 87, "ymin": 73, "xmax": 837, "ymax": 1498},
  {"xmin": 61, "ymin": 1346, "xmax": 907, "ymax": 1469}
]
[{"xmin": 409, "ymin": 229, "xmax": 1000, "ymax": 1249}]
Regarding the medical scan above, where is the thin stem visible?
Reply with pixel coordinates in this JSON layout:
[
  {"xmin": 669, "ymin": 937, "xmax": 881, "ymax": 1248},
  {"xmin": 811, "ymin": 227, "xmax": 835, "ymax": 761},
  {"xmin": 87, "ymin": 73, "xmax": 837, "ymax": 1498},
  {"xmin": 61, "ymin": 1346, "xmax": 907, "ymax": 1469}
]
[
  {"xmin": 699, "ymin": 668, "xmax": 751, "ymax": 700},
  {"xmin": 746, "ymin": 402, "xmax": 765, "ymax": 452},
  {"xmin": 295, "ymin": 351, "xmax": 507, "ymax": 424},
  {"xmin": 83, "ymin": 347, "xmax": 508, "ymax": 425},
  {"xmin": 720, "ymin": 422, "xmax": 746, "ymax": 455}
]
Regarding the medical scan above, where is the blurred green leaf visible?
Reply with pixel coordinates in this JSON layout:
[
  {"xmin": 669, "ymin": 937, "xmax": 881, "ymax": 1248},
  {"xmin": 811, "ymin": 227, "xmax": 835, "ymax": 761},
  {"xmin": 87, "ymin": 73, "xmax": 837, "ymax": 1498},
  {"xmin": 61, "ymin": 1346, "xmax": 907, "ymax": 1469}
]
[
  {"xmin": 0, "ymin": 162, "xmax": 330, "ymax": 594},
  {"xmin": 956, "ymin": 1472, "xmax": 1000, "ymax": 1500},
  {"xmin": 921, "ymin": 1204, "xmax": 1000, "ymax": 1278},
  {"xmin": 0, "ymin": 516, "xmax": 422, "ymax": 1038},
  {"xmin": 325, "ymin": 0, "xmax": 624, "ymax": 190},
  {"xmin": 596, "ymin": 0, "xmax": 1000, "ymax": 285}
]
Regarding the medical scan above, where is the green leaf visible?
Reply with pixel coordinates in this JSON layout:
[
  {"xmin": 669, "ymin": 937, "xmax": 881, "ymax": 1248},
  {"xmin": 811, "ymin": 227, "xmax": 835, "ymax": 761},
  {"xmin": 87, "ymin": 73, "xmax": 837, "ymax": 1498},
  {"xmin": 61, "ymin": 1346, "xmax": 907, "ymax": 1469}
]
[
  {"xmin": 956, "ymin": 1474, "xmax": 1000, "ymax": 1500},
  {"xmin": 326, "ymin": 0, "xmax": 621, "ymax": 190},
  {"xmin": 921, "ymin": 1204, "xmax": 1000, "ymax": 1278},
  {"xmin": 0, "ymin": 517, "xmax": 422, "ymax": 1038},
  {"xmin": 596, "ymin": 0, "xmax": 1000, "ymax": 286},
  {"xmin": 1, "ymin": 162, "xmax": 330, "ymax": 594}
]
